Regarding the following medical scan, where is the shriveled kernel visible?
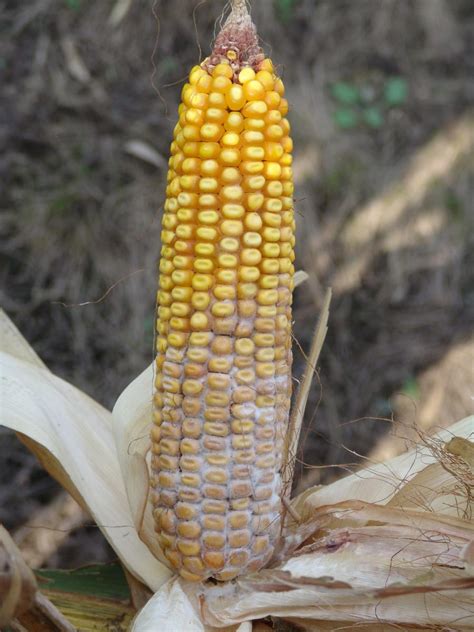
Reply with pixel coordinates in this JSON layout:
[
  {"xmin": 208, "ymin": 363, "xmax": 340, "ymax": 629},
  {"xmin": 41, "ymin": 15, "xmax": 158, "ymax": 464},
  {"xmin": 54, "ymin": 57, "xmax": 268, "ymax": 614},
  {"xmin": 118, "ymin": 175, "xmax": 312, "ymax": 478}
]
[{"xmin": 177, "ymin": 539, "xmax": 201, "ymax": 556}]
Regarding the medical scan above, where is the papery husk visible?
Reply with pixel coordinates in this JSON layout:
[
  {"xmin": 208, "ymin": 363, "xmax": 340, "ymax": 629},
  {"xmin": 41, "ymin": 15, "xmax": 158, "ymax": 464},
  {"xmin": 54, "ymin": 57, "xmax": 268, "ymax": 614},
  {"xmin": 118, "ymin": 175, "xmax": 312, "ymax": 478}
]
[
  {"xmin": 131, "ymin": 576, "xmax": 251, "ymax": 632},
  {"xmin": 0, "ymin": 309, "xmax": 168, "ymax": 592},
  {"xmin": 196, "ymin": 419, "xmax": 474, "ymax": 630}
]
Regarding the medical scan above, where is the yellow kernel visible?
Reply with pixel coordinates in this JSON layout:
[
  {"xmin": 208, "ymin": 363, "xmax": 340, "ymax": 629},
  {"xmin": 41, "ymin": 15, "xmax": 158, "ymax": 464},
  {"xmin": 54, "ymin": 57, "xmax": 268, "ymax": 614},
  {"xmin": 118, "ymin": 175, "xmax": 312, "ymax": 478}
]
[
  {"xmin": 185, "ymin": 108, "xmax": 204, "ymax": 126},
  {"xmin": 260, "ymin": 274, "xmax": 279, "ymax": 289},
  {"xmin": 170, "ymin": 302, "xmax": 191, "ymax": 318},
  {"xmin": 241, "ymin": 146, "xmax": 265, "ymax": 161},
  {"xmin": 199, "ymin": 193, "xmax": 219, "ymax": 208},
  {"xmin": 221, "ymin": 131, "xmax": 240, "ymax": 147},
  {"xmin": 214, "ymin": 285, "xmax": 236, "ymax": 300},
  {"xmin": 201, "ymin": 123, "xmax": 223, "ymax": 142},
  {"xmin": 171, "ymin": 270, "xmax": 193, "ymax": 286},
  {"xmin": 212, "ymin": 63, "xmax": 233, "ymax": 79},
  {"xmin": 282, "ymin": 181, "xmax": 294, "ymax": 195},
  {"xmin": 256, "ymin": 70, "xmax": 274, "ymax": 91},
  {"xmin": 198, "ymin": 210, "xmax": 219, "ymax": 225},
  {"xmin": 225, "ymin": 112, "xmax": 244, "ymax": 132},
  {"xmin": 244, "ymin": 118, "xmax": 266, "ymax": 131},
  {"xmin": 168, "ymin": 332, "xmax": 188, "ymax": 348},
  {"xmin": 235, "ymin": 338, "xmax": 255, "ymax": 355},
  {"xmin": 242, "ymin": 130, "xmax": 265, "ymax": 145},
  {"xmin": 279, "ymin": 98, "xmax": 289, "ymax": 116},
  {"xmin": 220, "ymin": 148, "xmax": 241, "ymax": 166},
  {"xmin": 243, "ymin": 80, "xmax": 266, "ymax": 101},
  {"xmin": 208, "ymin": 92, "xmax": 226, "ymax": 109},
  {"xmin": 196, "ymin": 73, "xmax": 212, "ymax": 93},
  {"xmin": 241, "ymin": 248, "xmax": 262, "ymax": 265},
  {"xmin": 195, "ymin": 243, "xmax": 215, "ymax": 256},
  {"xmin": 246, "ymin": 193, "xmax": 264, "ymax": 211},
  {"xmin": 211, "ymin": 302, "xmax": 235, "ymax": 318},
  {"xmin": 182, "ymin": 124, "xmax": 200, "ymax": 141},
  {"xmin": 261, "ymin": 259, "xmax": 280, "ymax": 274},
  {"xmin": 239, "ymin": 266, "xmax": 260, "ymax": 282},
  {"xmin": 262, "ymin": 242, "xmax": 280, "ymax": 258},
  {"xmin": 265, "ymin": 91, "xmax": 281, "ymax": 109},
  {"xmin": 190, "ymin": 92, "xmax": 209, "ymax": 109},
  {"xmin": 238, "ymin": 67, "xmax": 256, "ymax": 83},
  {"xmin": 243, "ymin": 100, "xmax": 268, "ymax": 118},
  {"xmin": 182, "ymin": 141, "xmax": 199, "ymax": 157},
  {"xmin": 222, "ymin": 203, "xmax": 245, "ymax": 219},
  {"xmin": 282, "ymin": 136, "xmax": 293, "ymax": 152},
  {"xmin": 257, "ymin": 289, "xmax": 278, "ymax": 305},
  {"xmin": 242, "ymin": 232, "xmax": 262, "ymax": 247},
  {"xmin": 200, "ymin": 159, "xmax": 220, "ymax": 177},
  {"xmin": 218, "ymin": 253, "xmax": 238, "ymax": 268},
  {"xmin": 266, "ymin": 181, "xmax": 284, "ymax": 197},
  {"xmin": 199, "ymin": 142, "xmax": 220, "ymax": 159},
  {"xmin": 180, "ymin": 175, "xmax": 199, "ymax": 191},
  {"xmin": 191, "ymin": 291, "xmax": 210, "ymax": 310},
  {"xmin": 193, "ymin": 258, "xmax": 214, "ymax": 273},
  {"xmin": 226, "ymin": 84, "xmax": 246, "ymax": 110},
  {"xmin": 266, "ymin": 124, "xmax": 284, "ymax": 141},
  {"xmin": 238, "ymin": 283, "xmax": 258, "ymax": 299},
  {"xmin": 199, "ymin": 177, "xmax": 219, "ymax": 193},
  {"xmin": 206, "ymin": 108, "xmax": 227, "ymax": 125},
  {"xmin": 173, "ymin": 255, "xmax": 192, "ymax": 269},
  {"xmin": 263, "ymin": 227, "xmax": 281, "ymax": 242},
  {"xmin": 217, "ymin": 269, "xmax": 237, "ymax": 284},
  {"xmin": 177, "ymin": 192, "xmax": 198, "ymax": 207},
  {"xmin": 189, "ymin": 66, "xmax": 205, "ymax": 85},
  {"xmin": 196, "ymin": 226, "xmax": 218, "ymax": 241},
  {"xmin": 212, "ymin": 75, "xmax": 232, "ymax": 95},
  {"xmin": 265, "ymin": 198, "xmax": 283, "ymax": 213},
  {"xmin": 221, "ymin": 220, "xmax": 243, "ymax": 237},
  {"xmin": 243, "ymin": 175, "xmax": 265, "ymax": 191},
  {"xmin": 264, "ymin": 141, "xmax": 284, "ymax": 161},
  {"xmin": 274, "ymin": 77, "xmax": 285, "ymax": 95},
  {"xmin": 190, "ymin": 312, "xmax": 209, "ymax": 330},
  {"xmin": 192, "ymin": 274, "xmax": 213, "ymax": 291},
  {"xmin": 182, "ymin": 379, "xmax": 203, "ymax": 396},
  {"xmin": 240, "ymin": 160, "xmax": 264, "ymax": 175},
  {"xmin": 221, "ymin": 185, "xmax": 244, "ymax": 202},
  {"xmin": 220, "ymin": 237, "xmax": 240, "ymax": 252},
  {"xmin": 244, "ymin": 212, "xmax": 263, "ymax": 230}
]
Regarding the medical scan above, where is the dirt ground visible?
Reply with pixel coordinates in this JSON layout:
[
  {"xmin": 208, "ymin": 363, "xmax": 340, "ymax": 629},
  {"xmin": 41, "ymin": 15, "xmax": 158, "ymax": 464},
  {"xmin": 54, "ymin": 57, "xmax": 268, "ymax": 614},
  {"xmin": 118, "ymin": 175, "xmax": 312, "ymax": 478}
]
[{"xmin": 1, "ymin": 0, "xmax": 473, "ymax": 569}]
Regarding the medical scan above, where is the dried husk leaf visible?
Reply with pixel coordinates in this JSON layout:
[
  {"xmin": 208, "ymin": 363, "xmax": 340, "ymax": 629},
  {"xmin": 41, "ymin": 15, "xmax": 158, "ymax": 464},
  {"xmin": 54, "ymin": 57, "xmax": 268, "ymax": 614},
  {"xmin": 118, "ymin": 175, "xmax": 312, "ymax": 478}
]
[
  {"xmin": 198, "ymin": 421, "xmax": 474, "ymax": 630},
  {"xmin": 112, "ymin": 362, "xmax": 172, "ymax": 571},
  {"xmin": 291, "ymin": 415, "xmax": 473, "ymax": 519},
  {"xmin": 0, "ymin": 525, "xmax": 37, "ymax": 626},
  {"xmin": 0, "ymin": 310, "xmax": 166, "ymax": 592},
  {"xmin": 131, "ymin": 576, "xmax": 251, "ymax": 632}
]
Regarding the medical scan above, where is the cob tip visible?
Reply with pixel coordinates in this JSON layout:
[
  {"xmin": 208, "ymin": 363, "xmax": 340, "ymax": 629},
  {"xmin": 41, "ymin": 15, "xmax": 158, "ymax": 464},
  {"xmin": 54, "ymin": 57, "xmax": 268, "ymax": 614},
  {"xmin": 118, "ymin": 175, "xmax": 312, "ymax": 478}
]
[{"xmin": 205, "ymin": 0, "xmax": 264, "ymax": 78}]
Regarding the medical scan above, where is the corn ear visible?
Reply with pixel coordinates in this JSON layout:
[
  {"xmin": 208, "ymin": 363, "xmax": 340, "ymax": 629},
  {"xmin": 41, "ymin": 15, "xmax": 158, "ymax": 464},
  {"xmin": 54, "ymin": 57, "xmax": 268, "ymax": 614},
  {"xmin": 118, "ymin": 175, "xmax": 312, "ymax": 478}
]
[{"xmin": 151, "ymin": 5, "xmax": 295, "ymax": 581}]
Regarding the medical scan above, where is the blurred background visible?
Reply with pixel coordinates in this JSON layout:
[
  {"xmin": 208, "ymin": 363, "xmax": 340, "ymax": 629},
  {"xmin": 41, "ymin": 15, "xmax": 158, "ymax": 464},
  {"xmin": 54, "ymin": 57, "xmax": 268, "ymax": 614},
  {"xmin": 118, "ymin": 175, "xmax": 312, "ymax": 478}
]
[{"xmin": 1, "ymin": 0, "xmax": 473, "ymax": 570}]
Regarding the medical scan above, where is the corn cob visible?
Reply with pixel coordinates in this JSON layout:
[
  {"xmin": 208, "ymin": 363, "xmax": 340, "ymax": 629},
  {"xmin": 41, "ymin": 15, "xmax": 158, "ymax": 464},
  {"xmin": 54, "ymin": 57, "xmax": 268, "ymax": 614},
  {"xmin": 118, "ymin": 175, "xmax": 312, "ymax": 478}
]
[{"xmin": 150, "ymin": 2, "xmax": 295, "ymax": 582}]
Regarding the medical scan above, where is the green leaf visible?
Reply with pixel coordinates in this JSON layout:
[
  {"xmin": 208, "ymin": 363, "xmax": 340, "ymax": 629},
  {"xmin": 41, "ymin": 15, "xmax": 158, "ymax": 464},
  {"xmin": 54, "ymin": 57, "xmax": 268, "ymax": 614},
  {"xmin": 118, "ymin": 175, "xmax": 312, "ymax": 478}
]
[
  {"xmin": 35, "ymin": 564, "xmax": 135, "ymax": 631},
  {"xmin": 65, "ymin": 0, "xmax": 80, "ymax": 9},
  {"xmin": 401, "ymin": 377, "xmax": 420, "ymax": 400},
  {"xmin": 363, "ymin": 106, "xmax": 384, "ymax": 129},
  {"xmin": 276, "ymin": 0, "xmax": 296, "ymax": 23},
  {"xmin": 384, "ymin": 77, "xmax": 408, "ymax": 106},
  {"xmin": 36, "ymin": 563, "xmax": 131, "ymax": 601},
  {"xmin": 333, "ymin": 108, "xmax": 358, "ymax": 130},
  {"xmin": 331, "ymin": 82, "xmax": 359, "ymax": 105}
]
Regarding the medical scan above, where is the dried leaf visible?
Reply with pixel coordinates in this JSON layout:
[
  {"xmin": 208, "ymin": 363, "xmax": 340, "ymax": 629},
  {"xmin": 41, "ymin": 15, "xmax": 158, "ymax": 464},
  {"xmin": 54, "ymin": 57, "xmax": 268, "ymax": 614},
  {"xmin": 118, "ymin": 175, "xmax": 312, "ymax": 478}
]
[{"xmin": 0, "ymin": 310, "xmax": 165, "ymax": 592}]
